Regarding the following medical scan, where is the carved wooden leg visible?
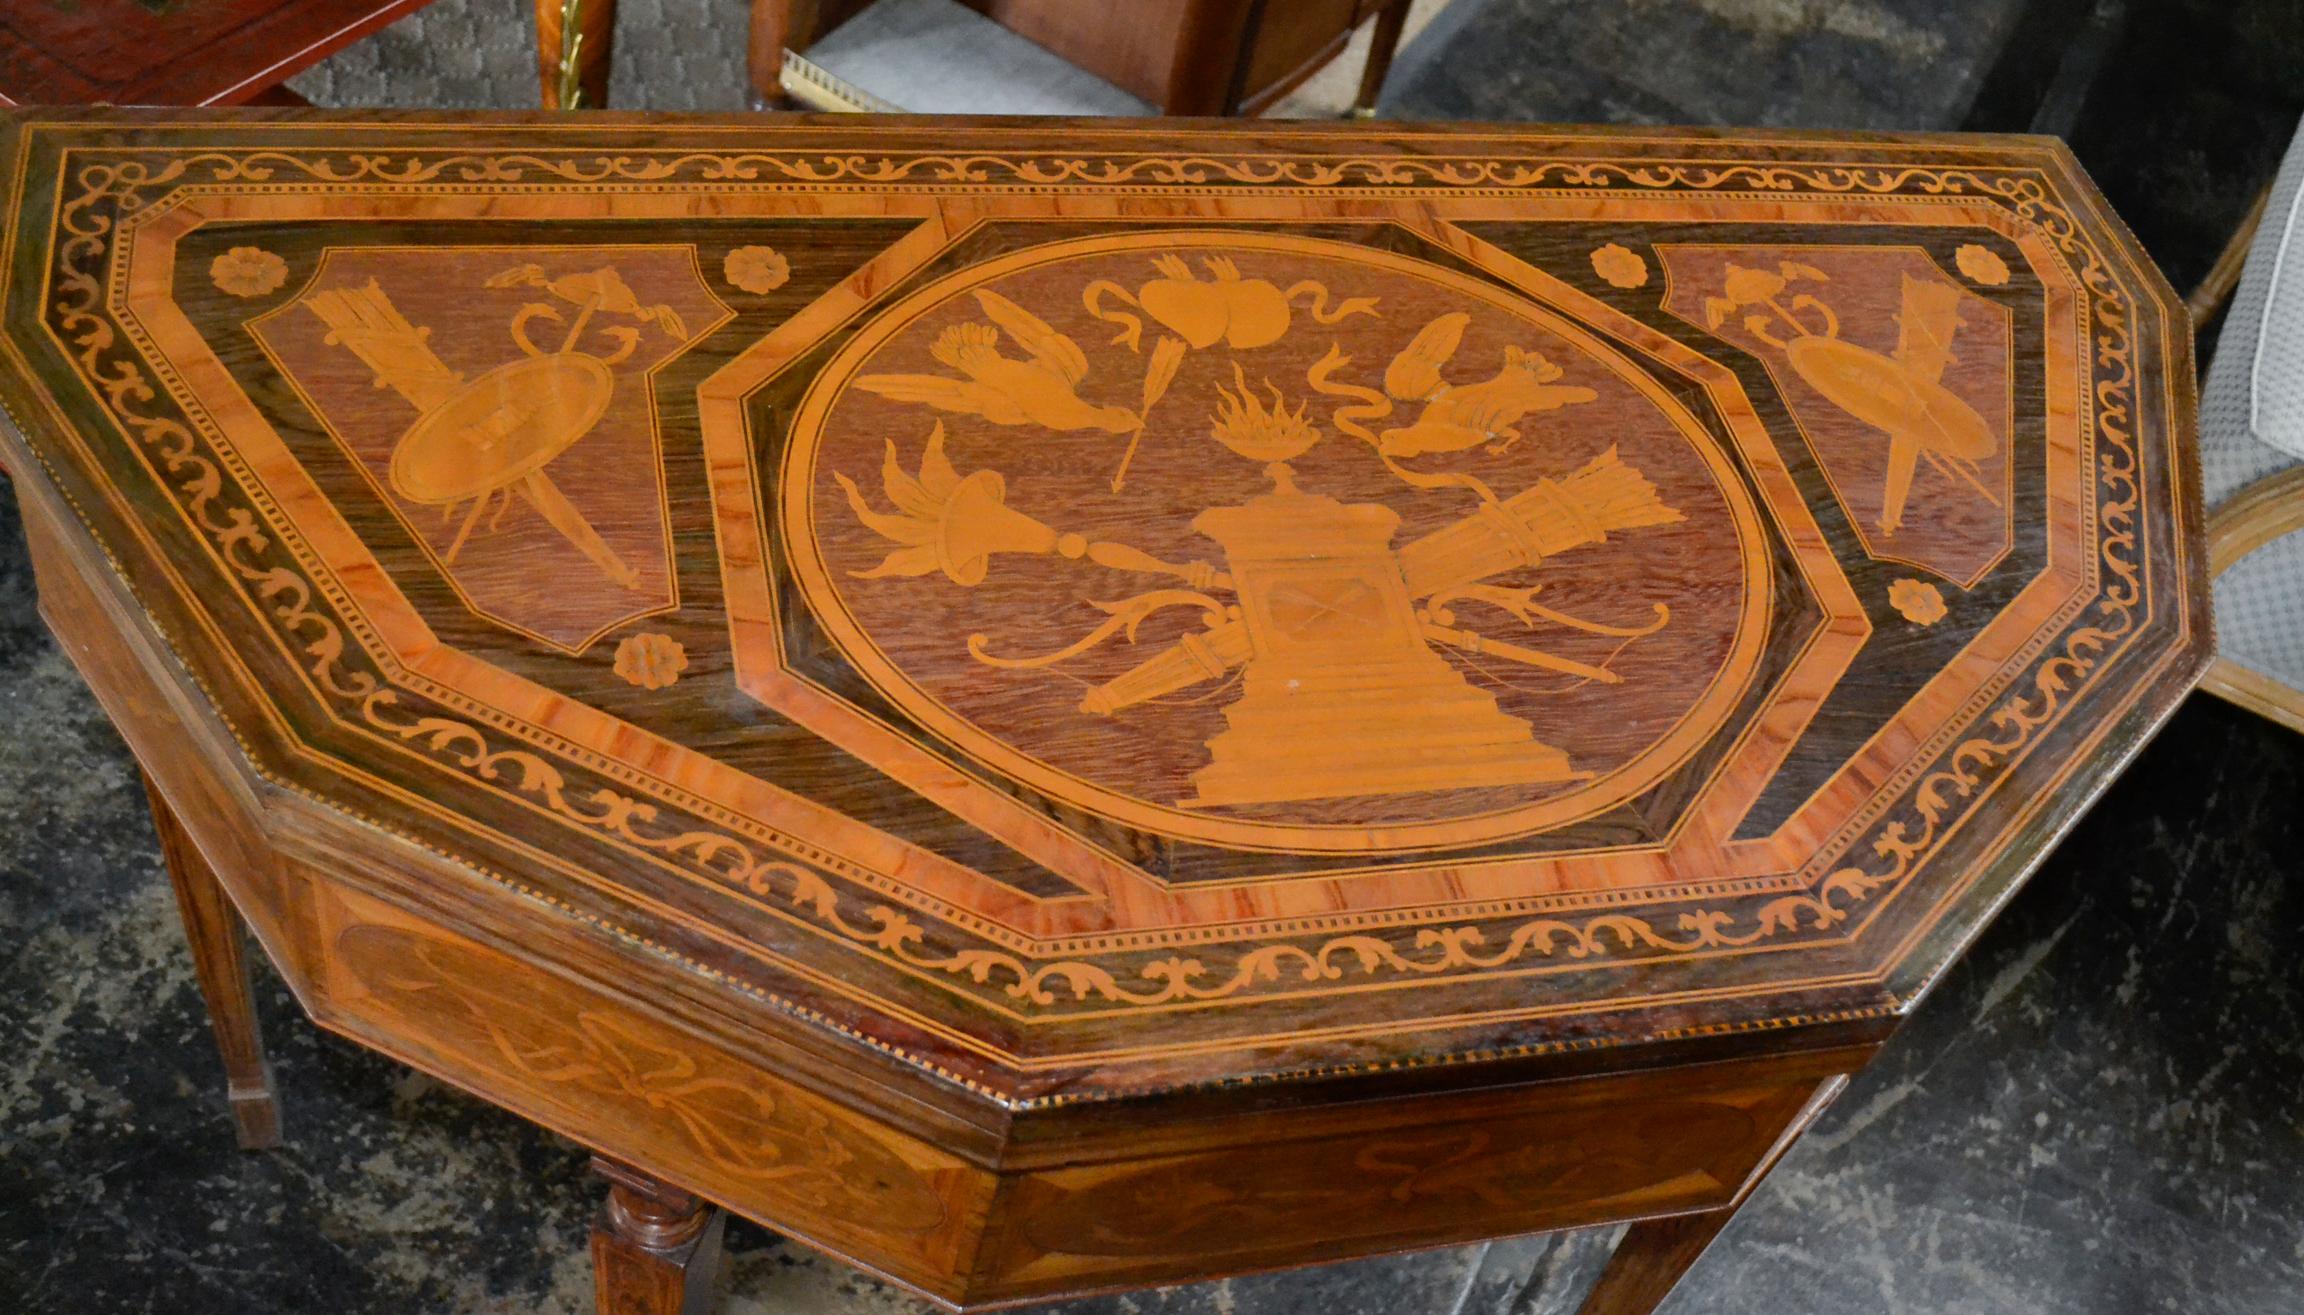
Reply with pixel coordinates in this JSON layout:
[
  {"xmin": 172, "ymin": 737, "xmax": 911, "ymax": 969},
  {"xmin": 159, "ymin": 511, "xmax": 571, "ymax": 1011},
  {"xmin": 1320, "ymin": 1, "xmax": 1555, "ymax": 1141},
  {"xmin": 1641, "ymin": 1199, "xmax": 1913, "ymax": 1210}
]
[
  {"xmin": 591, "ymin": 1158, "xmax": 728, "ymax": 1315},
  {"xmin": 536, "ymin": 0, "xmax": 618, "ymax": 109},
  {"xmin": 1350, "ymin": 0, "xmax": 1412, "ymax": 118},
  {"xmin": 142, "ymin": 769, "xmax": 282, "ymax": 1151}
]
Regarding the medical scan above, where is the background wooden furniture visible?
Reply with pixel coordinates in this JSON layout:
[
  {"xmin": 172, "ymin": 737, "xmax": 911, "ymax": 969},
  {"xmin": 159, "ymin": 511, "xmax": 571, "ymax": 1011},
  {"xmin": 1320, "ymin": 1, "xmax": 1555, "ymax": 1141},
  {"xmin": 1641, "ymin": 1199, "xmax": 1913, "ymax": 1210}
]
[
  {"xmin": 962, "ymin": 0, "xmax": 1413, "ymax": 113},
  {"xmin": 748, "ymin": 0, "xmax": 1414, "ymax": 113},
  {"xmin": 0, "ymin": 108, "xmax": 2206, "ymax": 1314},
  {"xmin": 0, "ymin": 0, "xmax": 445, "ymax": 107},
  {"xmin": 537, "ymin": 0, "xmax": 621, "ymax": 109}
]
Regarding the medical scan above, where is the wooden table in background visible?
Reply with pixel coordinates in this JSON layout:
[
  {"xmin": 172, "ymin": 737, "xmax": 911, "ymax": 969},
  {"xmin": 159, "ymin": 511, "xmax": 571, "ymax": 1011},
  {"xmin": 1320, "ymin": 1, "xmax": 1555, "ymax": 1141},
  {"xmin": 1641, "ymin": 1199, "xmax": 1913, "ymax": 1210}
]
[
  {"xmin": 0, "ymin": 109, "xmax": 2207, "ymax": 1315},
  {"xmin": 0, "ymin": 0, "xmax": 444, "ymax": 106}
]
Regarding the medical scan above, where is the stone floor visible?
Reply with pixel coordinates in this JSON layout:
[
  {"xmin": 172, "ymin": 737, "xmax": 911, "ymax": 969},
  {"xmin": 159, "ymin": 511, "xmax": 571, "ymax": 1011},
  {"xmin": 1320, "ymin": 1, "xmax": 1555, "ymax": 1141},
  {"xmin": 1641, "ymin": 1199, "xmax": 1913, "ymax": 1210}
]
[{"xmin": 5, "ymin": 1, "xmax": 2304, "ymax": 1312}]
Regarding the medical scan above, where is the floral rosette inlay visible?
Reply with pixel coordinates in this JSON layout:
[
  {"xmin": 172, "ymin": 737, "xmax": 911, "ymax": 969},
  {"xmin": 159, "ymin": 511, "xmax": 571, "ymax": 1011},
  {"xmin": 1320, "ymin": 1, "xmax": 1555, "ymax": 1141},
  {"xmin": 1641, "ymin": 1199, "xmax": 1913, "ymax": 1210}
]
[
  {"xmin": 211, "ymin": 246, "xmax": 288, "ymax": 298},
  {"xmin": 1589, "ymin": 242, "xmax": 1649, "ymax": 289},
  {"xmin": 1889, "ymin": 578, "xmax": 1948, "ymax": 625},
  {"xmin": 1955, "ymin": 243, "xmax": 2010, "ymax": 286},
  {"xmin": 724, "ymin": 245, "xmax": 791, "ymax": 294},
  {"xmin": 613, "ymin": 632, "xmax": 689, "ymax": 688}
]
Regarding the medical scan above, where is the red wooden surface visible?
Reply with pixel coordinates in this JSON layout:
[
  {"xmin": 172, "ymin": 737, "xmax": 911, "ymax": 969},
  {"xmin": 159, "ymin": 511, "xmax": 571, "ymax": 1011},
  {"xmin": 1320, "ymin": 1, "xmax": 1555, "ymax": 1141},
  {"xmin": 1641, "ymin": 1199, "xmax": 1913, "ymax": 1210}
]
[{"xmin": 0, "ymin": 0, "xmax": 438, "ymax": 105}]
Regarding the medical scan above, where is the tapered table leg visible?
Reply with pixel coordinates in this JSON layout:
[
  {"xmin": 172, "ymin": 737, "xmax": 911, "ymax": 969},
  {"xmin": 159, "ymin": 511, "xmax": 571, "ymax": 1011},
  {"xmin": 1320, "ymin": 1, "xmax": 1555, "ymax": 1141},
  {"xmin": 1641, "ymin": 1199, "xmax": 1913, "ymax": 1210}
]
[
  {"xmin": 592, "ymin": 1158, "xmax": 727, "ymax": 1315},
  {"xmin": 142, "ymin": 769, "xmax": 282, "ymax": 1151},
  {"xmin": 1572, "ymin": 1208, "xmax": 1736, "ymax": 1315},
  {"xmin": 1573, "ymin": 1072, "xmax": 1849, "ymax": 1314}
]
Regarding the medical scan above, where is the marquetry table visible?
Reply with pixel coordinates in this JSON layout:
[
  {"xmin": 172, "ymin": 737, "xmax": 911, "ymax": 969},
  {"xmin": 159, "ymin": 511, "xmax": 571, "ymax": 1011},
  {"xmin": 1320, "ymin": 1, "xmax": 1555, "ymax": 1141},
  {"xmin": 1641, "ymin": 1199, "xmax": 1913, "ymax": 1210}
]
[{"xmin": 0, "ymin": 109, "xmax": 2207, "ymax": 1315}]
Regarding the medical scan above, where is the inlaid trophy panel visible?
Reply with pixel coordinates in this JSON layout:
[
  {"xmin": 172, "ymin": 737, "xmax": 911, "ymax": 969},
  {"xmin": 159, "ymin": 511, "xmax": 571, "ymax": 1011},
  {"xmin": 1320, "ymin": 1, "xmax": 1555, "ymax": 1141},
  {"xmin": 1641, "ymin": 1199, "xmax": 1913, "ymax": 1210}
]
[
  {"xmin": 779, "ymin": 232, "xmax": 1770, "ymax": 851},
  {"xmin": 1655, "ymin": 244, "xmax": 2015, "ymax": 587},
  {"xmin": 248, "ymin": 244, "xmax": 727, "ymax": 651}
]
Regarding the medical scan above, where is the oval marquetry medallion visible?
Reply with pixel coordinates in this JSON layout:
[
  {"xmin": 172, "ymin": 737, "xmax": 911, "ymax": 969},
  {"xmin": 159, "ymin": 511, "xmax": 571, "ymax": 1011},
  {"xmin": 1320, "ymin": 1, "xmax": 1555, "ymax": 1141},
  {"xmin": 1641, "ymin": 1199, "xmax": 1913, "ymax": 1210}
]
[{"xmin": 782, "ymin": 231, "xmax": 1770, "ymax": 852}]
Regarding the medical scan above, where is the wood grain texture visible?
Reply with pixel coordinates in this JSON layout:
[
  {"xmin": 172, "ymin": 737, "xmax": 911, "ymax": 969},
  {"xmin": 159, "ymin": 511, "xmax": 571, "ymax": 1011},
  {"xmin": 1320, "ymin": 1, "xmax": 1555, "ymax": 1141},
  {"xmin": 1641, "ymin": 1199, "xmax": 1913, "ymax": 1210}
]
[
  {"xmin": 0, "ymin": 108, "xmax": 2208, "ymax": 1311},
  {"xmin": 1349, "ymin": 0, "xmax": 1412, "ymax": 116},
  {"xmin": 955, "ymin": 0, "xmax": 1386, "ymax": 114},
  {"xmin": 315, "ymin": 882, "xmax": 991, "ymax": 1295},
  {"xmin": 1232, "ymin": 0, "xmax": 1360, "ymax": 113},
  {"xmin": 143, "ymin": 768, "xmax": 284, "ymax": 1150},
  {"xmin": 789, "ymin": 230, "xmax": 1764, "ymax": 850},
  {"xmin": 968, "ymin": 1067, "xmax": 1833, "ymax": 1302},
  {"xmin": 0, "ymin": 0, "xmax": 442, "ymax": 106},
  {"xmin": 591, "ymin": 1158, "xmax": 730, "ymax": 1315},
  {"xmin": 2206, "ymin": 464, "xmax": 2304, "ymax": 576},
  {"xmin": 967, "ymin": 0, "xmax": 1198, "ymax": 108},
  {"xmin": 1577, "ymin": 1209, "xmax": 1738, "ymax": 1315},
  {"xmin": 2198, "ymin": 657, "xmax": 2304, "ymax": 735}
]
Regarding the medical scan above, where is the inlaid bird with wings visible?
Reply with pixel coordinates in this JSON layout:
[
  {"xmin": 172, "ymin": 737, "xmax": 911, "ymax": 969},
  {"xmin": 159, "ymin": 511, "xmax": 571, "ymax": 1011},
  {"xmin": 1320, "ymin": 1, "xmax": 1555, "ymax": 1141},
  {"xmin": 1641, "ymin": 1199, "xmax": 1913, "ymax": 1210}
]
[
  {"xmin": 856, "ymin": 288, "xmax": 1144, "ymax": 433},
  {"xmin": 1374, "ymin": 312, "xmax": 1599, "ymax": 457}
]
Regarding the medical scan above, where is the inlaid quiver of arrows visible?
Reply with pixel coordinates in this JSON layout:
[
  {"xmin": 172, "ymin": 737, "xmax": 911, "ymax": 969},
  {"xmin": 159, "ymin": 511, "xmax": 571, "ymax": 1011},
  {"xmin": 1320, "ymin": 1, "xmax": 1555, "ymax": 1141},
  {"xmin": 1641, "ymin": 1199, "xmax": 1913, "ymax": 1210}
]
[{"xmin": 1396, "ymin": 446, "xmax": 1684, "ymax": 597}]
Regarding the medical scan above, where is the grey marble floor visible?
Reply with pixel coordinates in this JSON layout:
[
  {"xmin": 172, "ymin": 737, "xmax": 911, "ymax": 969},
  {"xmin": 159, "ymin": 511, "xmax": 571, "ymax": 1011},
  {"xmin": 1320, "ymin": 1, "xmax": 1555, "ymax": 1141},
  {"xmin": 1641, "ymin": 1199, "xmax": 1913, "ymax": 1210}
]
[{"xmin": 6, "ymin": 1, "xmax": 2304, "ymax": 1312}]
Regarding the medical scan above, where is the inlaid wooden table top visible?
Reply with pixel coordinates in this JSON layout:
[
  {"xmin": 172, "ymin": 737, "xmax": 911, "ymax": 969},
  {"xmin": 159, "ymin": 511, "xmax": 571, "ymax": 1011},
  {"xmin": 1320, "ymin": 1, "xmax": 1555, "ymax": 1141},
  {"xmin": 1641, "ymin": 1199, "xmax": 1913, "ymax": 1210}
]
[{"xmin": 0, "ymin": 109, "xmax": 2207, "ymax": 1310}]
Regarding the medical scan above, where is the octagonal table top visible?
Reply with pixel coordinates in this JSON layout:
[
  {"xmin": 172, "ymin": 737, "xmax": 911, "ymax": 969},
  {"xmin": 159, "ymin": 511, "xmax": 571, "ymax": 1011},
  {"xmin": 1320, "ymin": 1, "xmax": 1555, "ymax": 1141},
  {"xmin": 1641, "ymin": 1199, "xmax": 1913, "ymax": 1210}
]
[{"xmin": 0, "ymin": 109, "xmax": 2208, "ymax": 1106}]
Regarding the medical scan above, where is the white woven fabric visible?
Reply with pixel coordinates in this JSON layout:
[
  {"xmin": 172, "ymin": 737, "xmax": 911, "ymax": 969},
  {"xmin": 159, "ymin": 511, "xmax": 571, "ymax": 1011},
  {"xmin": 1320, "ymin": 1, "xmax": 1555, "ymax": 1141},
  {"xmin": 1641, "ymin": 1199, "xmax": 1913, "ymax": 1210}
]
[
  {"xmin": 801, "ymin": 0, "xmax": 1150, "ymax": 115},
  {"xmin": 2246, "ymin": 141, "xmax": 2304, "ymax": 461},
  {"xmin": 2200, "ymin": 115, "xmax": 2304, "ymax": 694}
]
